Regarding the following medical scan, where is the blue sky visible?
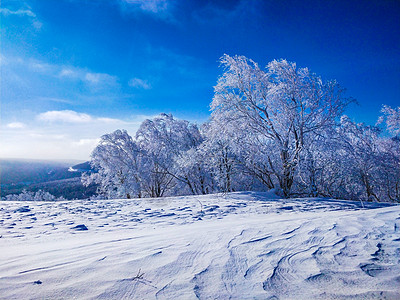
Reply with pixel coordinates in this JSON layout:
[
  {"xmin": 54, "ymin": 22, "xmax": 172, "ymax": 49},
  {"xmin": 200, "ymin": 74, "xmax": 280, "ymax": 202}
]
[{"xmin": 1, "ymin": 0, "xmax": 399, "ymax": 160}]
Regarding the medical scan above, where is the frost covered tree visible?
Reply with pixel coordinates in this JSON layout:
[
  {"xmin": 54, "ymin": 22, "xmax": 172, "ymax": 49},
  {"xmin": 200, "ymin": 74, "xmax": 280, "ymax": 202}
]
[
  {"xmin": 378, "ymin": 136, "xmax": 400, "ymax": 202},
  {"xmin": 2, "ymin": 189, "xmax": 64, "ymax": 201},
  {"xmin": 333, "ymin": 115, "xmax": 400, "ymax": 203},
  {"xmin": 81, "ymin": 56, "xmax": 398, "ymax": 203},
  {"xmin": 201, "ymin": 120, "xmax": 258, "ymax": 193},
  {"xmin": 376, "ymin": 105, "xmax": 400, "ymax": 202},
  {"xmin": 136, "ymin": 113, "xmax": 207, "ymax": 196},
  {"xmin": 336, "ymin": 116, "xmax": 383, "ymax": 201},
  {"xmin": 83, "ymin": 129, "xmax": 143, "ymax": 199},
  {"xmin": 211, "ymin": 55, "xmax": 351, "ymax": 197},
  {"xmin": 295, "ymin": 131, "xmax": 338, "ymax": 197},
  {"xmin": 84, "ymin": 114, "xmax": 208, "ymax": 199},
  {"xmin": 201, "ymin": 127, "xmax": 237, "ymax": 192},
  {"xmin": 378, "ymin": 105, "xmax": 400, "ymax": 137},
  {"xmin": 174, "ymin": 145, "xmax": 214, "ymax": 195},
  {"xmin": 293, "ymin": 109, "xmax": 399, "ymax": 202}
]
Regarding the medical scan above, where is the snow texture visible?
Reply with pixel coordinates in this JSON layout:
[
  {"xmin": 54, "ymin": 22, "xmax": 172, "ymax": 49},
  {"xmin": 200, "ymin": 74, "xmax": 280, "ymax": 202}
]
[{"xmin": 0, "ymin": 192, "xmax": 399, "ymax": 299}]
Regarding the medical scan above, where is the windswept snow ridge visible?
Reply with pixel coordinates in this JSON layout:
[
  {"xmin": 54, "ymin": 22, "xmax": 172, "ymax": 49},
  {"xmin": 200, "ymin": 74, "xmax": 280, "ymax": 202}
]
[{"xmin": 0, "ymin": 192, "xmax": 399, "ymax": 299}]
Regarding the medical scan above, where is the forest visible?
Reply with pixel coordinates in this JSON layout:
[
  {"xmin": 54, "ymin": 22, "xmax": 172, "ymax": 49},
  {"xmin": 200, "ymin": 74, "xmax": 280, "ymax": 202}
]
[{"xmin": 81, "ymin": 55, "xmax": 400, "ymax": 203}]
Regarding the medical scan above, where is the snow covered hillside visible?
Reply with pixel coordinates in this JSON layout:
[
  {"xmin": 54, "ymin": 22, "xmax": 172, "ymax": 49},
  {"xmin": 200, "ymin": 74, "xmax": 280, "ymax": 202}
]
[{"xmin": 1, "ymin": 192, "xmax": 399, "ymax": 299}]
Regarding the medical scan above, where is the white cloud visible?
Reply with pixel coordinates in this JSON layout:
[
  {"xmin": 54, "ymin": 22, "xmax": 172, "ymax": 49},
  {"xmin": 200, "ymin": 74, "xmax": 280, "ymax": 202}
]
[
  {"xmin": 29, "ymin": 133, "xmax": 66, "ymax": 140},
  {"xmin": 0, "ymin": 113, "xmax": 157, "ymax": 160},
  {"xmin": 97, "ymin": 117, "xmax": 126, "ymax": 124},
  {"xmin": 84, "ymin": 72, "xmax": 117, "ymax": 86},
  {"xmin": 118, "ymin": 0, "xmax": 175, "ymax": 22},
  {"xmin": 32, "ymin": 20, "xmax": 42, "ymax": 30},
  {"xmin": 0, "ymin": 7, "xmax": 43, "ymax": 29},
  {"xmin": 59, "ymin": 67, "xmax": 118, "ymax": 87},
  {"xmin": 123, "ymin": 0, "xmax": 169, "ymax": 13},
  {"xmin": 37, "ymin": 110, "xmax": 93, "ymax": 123},
  {"xmin": 0, "ymin": 8, "xmax": 36, "ymax": 17},
  {"xmin": 72, "ymin": 138, "xmax": 100, "ymax": 147},
  {"xmin": 84, "ymin": 72, "xmax": 101, "ymax": 83},
  {"xmin": 0, "ymin": 54, "xmax": 6, "ymax": 66},
  {"xmin": 0, "ymin": 134, "xmax": 95, "ymax": 161},
  {"xmin": 128, "ymin": 77, "xmax": 151, "ymax": 89},
  {"xmin": 29, "ymin": 61, "xmax": 52, "ymax": 72},
  {"xmin": 38, "ymin": 97, "xmax": 74, "ymax": 104},
  {"xmin": 6, "ymin": 122, "xmax": 26, "ymax": 129},
  {"xmin": 36, "ymin": 110, "xmax": 129, "ymax": 125},
  {"xmin": 5, "ymin": 56, "xmax": 119, "ymax": 90},
  {"xmin": 59, "ymin": 68, "xmax": 76, "ymax": 78}
]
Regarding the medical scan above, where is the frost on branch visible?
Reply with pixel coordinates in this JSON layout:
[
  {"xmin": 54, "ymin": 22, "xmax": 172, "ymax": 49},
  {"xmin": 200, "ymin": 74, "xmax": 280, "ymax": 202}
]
[{"xmin": 377, "ymin": 105, "xmax": 400, "ymax": 136}]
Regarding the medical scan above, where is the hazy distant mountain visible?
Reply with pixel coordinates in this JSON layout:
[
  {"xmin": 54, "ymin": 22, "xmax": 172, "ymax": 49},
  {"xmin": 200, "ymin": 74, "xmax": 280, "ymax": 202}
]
[
  {"xmin": 0, "ymin": 159, "xmax": 96, "ymax": 199},
  {"xmin": 66, "ymin": 161, "xmax": 93, "ymax": 173}
]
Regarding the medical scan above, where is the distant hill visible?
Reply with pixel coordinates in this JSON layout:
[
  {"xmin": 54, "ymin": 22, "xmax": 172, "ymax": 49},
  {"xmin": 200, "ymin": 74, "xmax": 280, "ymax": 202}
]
[
  {"xmin": 67, "ymin": 161, "xmax": 93, "ymax": 173},
  {"xmin": 0, "ymin": 159, "xmax": 97, "ymax": 199}
]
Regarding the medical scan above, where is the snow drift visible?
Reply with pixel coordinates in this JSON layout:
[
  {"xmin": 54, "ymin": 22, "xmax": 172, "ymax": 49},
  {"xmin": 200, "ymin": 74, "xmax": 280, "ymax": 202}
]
[{"xmin": 0, "ymin": 192, "xmax": 399, "ymax": 299}]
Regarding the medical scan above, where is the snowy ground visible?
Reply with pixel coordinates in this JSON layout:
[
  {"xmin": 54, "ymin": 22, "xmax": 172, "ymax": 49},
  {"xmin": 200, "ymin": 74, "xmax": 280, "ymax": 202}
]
[{"xmin": 1, "ymin": 192, "xmax": 399, "ymax": 299}]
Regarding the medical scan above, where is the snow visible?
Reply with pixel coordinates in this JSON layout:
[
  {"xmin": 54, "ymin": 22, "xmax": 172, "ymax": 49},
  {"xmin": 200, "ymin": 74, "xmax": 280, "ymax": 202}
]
[{"xmin": 1, "ymin": 192, "xmax": 399, "ymax": 299}]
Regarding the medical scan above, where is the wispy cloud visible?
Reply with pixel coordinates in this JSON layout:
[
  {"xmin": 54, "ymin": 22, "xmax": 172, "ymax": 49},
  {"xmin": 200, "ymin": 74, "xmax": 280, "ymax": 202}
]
[
  {"xmin": 37, "ymin": 97, "xmax": 75, "ymax": 104},
  {"xmin": 0, "ymin": 8, "xmax": 36, "ymax": 17},
  {"xmin": 37, "ymin": 110, "xmax": 93, "ymax": 123},
  {"xmin": 118, "ymin": 0, "xmax": 175, "ymax": 22},
  {"xmin": 85, "ymin": 72, "xmax": 116, "ymax": 85},
  {"xmin": 0, "ymin": 54, "xmax": 6, "ymax": 66},
  {"xmin": 6, "ymin": 122, "xmax": 26, "ymax": 129},
  {"xmin": 29, "ymin": 133, "xmax": 66, "ymax": 140},
  {"xmin": 59, "ymin": 68, "xmax": 76, "ymax": 77},
  {"xmin": 128, "ymin": 77, "xmax": 151, "ymax": 89},
  {"xmin": 0, "ymin": 112, "xmax": 157, "ymax": 160},
  {"xmin": 97, "ymin": 117, "xmax": 125, "ymax": 123},
  {"xmin": 4, "ymin": 56, "xmax": 119, "ymax": 89},
  {"xmin": 36, "ymin": 110, "xmax": 128, "ymax": 124},
  {"xmin": 59, "ymin": 67, "xmax": 118, "ymax": 88},
  {"xmin": 72, "ymin": 138, "xmax": 100, "ymax": 148},
  {"xmin": 0, "ymin": 7, "xmax": 42, "ymax": 29},
  {"xmin": 29, "ymin": 61, "xmax": 52, "ymax": 72},
  {"xmin": 122, "ymin": 0, "xmax": 169, "ymax": 13}
]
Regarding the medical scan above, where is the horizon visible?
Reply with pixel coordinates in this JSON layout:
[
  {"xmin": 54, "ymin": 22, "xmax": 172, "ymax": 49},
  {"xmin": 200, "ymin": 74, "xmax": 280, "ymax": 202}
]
[
  {"xmin": 1, "ymin": 0, "xmax": 399, "ymax": 160},
  {"xmin": 0, "ymin": 157, "xmax": 85, "ymax": 164}
]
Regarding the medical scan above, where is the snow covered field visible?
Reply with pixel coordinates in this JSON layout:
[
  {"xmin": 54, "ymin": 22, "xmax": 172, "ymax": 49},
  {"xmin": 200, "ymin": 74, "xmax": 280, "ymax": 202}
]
[{"xmin": 1, "ymin": 192, "xmax": 399, "ymax": 299}]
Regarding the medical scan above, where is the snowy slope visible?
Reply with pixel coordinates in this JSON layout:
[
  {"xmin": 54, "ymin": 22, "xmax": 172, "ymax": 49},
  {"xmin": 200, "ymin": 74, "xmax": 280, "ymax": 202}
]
[{"xmin": 0, "ymin": 192, "xmax": 399, "ymax": 299}]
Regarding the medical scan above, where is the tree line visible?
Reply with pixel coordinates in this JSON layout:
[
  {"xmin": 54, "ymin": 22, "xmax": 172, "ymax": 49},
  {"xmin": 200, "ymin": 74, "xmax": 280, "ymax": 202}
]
[{"xmin": 83, "ymin": 55, "xmax": 400, "ymax": 202}]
